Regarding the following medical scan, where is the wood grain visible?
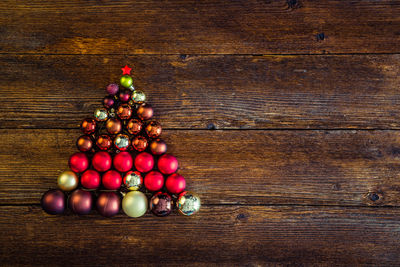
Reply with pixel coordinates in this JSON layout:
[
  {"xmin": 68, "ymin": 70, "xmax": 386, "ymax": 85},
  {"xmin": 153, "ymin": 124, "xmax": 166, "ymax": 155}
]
[
  {"xmin": 1, "ymin": 0, "xmax": 399, "ymax": 54},
  {"xmin": 1, "ymin": 54, "xmax": 400, "ymax": 129}
]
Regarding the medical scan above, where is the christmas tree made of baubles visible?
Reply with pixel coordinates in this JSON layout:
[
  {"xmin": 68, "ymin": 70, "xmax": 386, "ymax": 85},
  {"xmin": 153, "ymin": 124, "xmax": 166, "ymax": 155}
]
[{"xmin": 41, "ymin": 66, "xmax": 200, "ymax": 218}]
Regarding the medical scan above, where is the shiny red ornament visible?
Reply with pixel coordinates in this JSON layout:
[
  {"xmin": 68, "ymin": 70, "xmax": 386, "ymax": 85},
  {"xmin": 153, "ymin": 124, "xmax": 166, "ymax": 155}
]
[
  {"xmin": 116, "ymin": 104, "xmax": 132, "ymax": 120},
  {"xmin": 92, "ymin": 151, "xmax": 112, "ymax": 172},
  {"xmin": 102, "ymin": 170, "xmax": 122, "ymax": 190},
  {"xmin": 113, "ymin": 151, "xmax": 133, "ymax": 172},
  {"xmin": 96, "ymin": 134, "xmax": 112, "ymax": 151},
  {"xmin": 132, "ymin": 136, "xmax": 148, "ymax": 152},
  {"xmin": 126, "ymin": 119, "xmax": 142, "ymax": 135},
  {"xmin": 157, "ymin": 154, "xmax": 178, "ymax": 175},
  {"xmin": 96, "ymin": 192, "xmax": 121, "ymax": 217},
  {"xmin": 121, "ymin": 65, "xmax": 132, "ymax": 75},
  {"xmin": 145, "ymin": 121, "xmax": 162, "ymax": 138},
  {"xmin": 150, "ymin": 139, "xmax": 167, "ymax": 155},
  {"xmin": 80, "ymin": 118, "xmax": 96, "ymax": 134},
  {"xmin": 137, "ymin": 103, "xmax": 153, "ymax": 121},
  {"xmin": 144, "ymin": 171, "xmax": 164, "ymax": 191},
  {"xmin": 119, "ymin": 90, "xmax": 131, "ymax": 102},
  {"xmin": 69, "ymin": 152, "xmax": 89, "ymax": 173},
  {"xmin": 69, "ymin": 189, "xmax": 93, "ymax": 215},
  {"xmin": 134, "ymin": 152, "xmax": 154, "ymax": 173},
  {"xmin": 165, "ymin": 173, "xmax": 186, "ymax": 194},
  {"xmin": 76, "ymin": 135, "xmax": 93, "ymax": 152},
  {"xmin": 81, "ymin": 169, "xmax": 101, "ymax": 189}
]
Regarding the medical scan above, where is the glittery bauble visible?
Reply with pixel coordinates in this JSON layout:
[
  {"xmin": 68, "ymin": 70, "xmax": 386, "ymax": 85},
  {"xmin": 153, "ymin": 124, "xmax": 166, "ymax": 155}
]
[
  {"xmin": 145, "ymin": 121, "xmax": 162, "ymax": 138},
  {"xmin": 41, "ymin": 189, "xmax": 65, "ymax": 215},
  {"xmin": 119, "ymin": 90, "xmax": 131, "ymax": 102},
  {"xmin": 134, "ymin": 152, "xmax": 154, "ymax": 173},
  {"xmin": 114, "ymin": 134, "xmax": 130, "ymax": 151},
  {"xmin": 123, "ymin": 171, "xmax": 143, "ymax": 190},
  {"xmin": 137, "ymin": 103, "xmax": 153, "ymax": 121},
  {"xmin": 96, "ymin": 134, "xmax": 112, "ymax": 151},
  {"xmin": 113, "ymin": 151, "xmax": 133, "ymax": 172},
  {"xmin": 149, "ymin": 192, "xmax": 172, "ymax": 217},
  {"xmin": 81, "ymin": 118, "xmax": 96, "ymax": 134},
  {"xmin": 94, "ymin": 107, "xmax": 108, "ymax": 121},
  {"xmin": 157, "ymin": 154, "xmax": 178, "ymax": 175},
  {"xmin": 106, "ymin": 118, "xmax": 122, "ymax": 135},
  {"xmin": 69, "ymin": 189, "xmax": 93, "ymax": 215},
  {"xmin": 176, "ymin": 191, "xmax": 201, "ymax": 216},
  {"xmin": 102, "ymin": 170, "xmax": 122, "ymax": 190},
  {"xmin": 103, "ymin": 95, "xmax": 115, "ymax": 109},
  {"xmin": 120, "ymin": 75, "xmax": 133, "ymax": 88},
  {"xmin": 92, "ymin": 151, "xmax": 112, "ymax": 172},
  {"xmin": 150, "ymin": 139, "xmax": 167, "ymax": 155},
  {"xmin": 126, "ymin": 119, "xmax": 142, "ymax": 135},
  {"xmin": 132, "ymin": 136, "xmax": 148, "ymax": 152},
  {"xmin": 81, "ymin": 169, "xmax": 101, "ymax": 189},
  {"xmin": 96, "ymin": 192, "xmax": 121, "ymax": 217},
  {"xmin": 144, "ymin": 171, "xmax": 164, "ymax": 191},
  {"xmin": 69, "ymin": 152, "xmax": 89, "ymax": 173},
  {"xmin": 106, "ymin": 83, "xmax": 119, "ymax": 95},
  {"xmin": 116, "ymin": 104, "xmax": 132, "ymax": 120},
  {"xmin": 122, "ymin": 191, "xmax": 148, "ymax": 218},
  {"xmin": 132, "ymin": 90, "xmax": 146, "ymax": 103},
  {"xmin": 76, "ymin": 135, "xmax": 93, "ymax": 152},
  {"xmin": 165, "ymin": 173, "xmax": 186, "ymax": 194},
  {"xmin": 57, "ymin": 171, "xmax": 79, "ymax": 191}
]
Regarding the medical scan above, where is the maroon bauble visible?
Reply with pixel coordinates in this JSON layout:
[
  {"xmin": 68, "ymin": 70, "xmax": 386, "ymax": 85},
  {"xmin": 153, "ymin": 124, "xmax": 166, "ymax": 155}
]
[
  {"xmin": 137, "ymin": 103, "xmax": 153, "ymax": 121},
  {"xmin": 119, "ymin": 90, "xmax": 131, "ymax": 102},
  {"xmin": 80, "ymin": 118, "xmax": 96, "ymax": 134},
  {"xmin": 150, "ymin": 139, "xmax": 167, "ymax": 155},
  {"xmin": 69, "ymin": 152, "xmax": 89, "ymax": 173},
  {"xmin": 157, "ymin": 154, "xmax": 178, "ymax": 175},
  {"xmin": 81, "ymin": 169, "xmax": 101, "ymax": 189},
  {"xmin": 145, "ymin": 121, "xmax": 162, "ymax": 138},
  {"xmin": 144, "ymin": 171, "xmax": 164, "ymax": 191},
  {"xmin": 96, "ymin": 192, "xmax": 121, "ymax": 217},
  {"xmin": 102, "ymin": 170, "xmax": 122, "ymax": 190},
  {"xmin": 103, "ymin": 95, "xmax": 115, "ymax": 109},
  {"xmin": 41, "ymin": 189, "xmax": 65, "ymax": 215},
  {"xmin": 106, "ymin": 118, "xmax": 122, "ymax": 135},
  {"xmin": 92, "ymin": 151, "xmax": 112, "ymax": 172},
  {"xmin": 126, "ymin": 119, "xmax": 143, "ymax": 135},
  {"xmin": 106, "ymin": 83, "xmax": 119, "ymax": 95},
  {"xmin": 113, "ymin": 151, "xmax": 133, "ymax": 172},
  {"xmin": 116, "ymin": 104, "xmax": 132, "ymax": 120},
  {"xmin": 96, "ymin": 134, "xmax": 112, "ymax": 151},
  {"xmin": 165, "ymin": 173, "xmax": 186, "ymax": 194},
  {"xmin": 69, "ymin": 189, "xmax": 93, "ymax": 215},
  {"xmin": 134, "ymin": 152, "xmax": 154, "ymax": 173},
  {"xmin": 149, "ymin": 192, "xmax": 172, "ymax": 217},
  {"xmin": 132, "ymin": 136, "xmax": 148, "ymax": 152},
  {"xmin": 76, "ymin": 135, "xmax": 93, "ymax": 152}
]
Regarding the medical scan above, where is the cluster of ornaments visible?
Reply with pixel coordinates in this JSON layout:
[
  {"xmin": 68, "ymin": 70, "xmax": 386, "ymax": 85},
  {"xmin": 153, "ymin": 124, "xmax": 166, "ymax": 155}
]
[{"xmin": 41, "ymin": 66, "xmax": 201, "ymax": 218}]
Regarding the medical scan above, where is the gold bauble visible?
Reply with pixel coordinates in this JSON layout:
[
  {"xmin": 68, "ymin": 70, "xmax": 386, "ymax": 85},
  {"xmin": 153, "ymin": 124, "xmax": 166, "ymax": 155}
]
[
  {"xmin": 176, "ymin": 191, "xmax": 201, "ymax": 216},
  {"xmin": 132, "ymin": 90, "xmax": 146, "ymax": 104},
  {"xmin": 122, "ymin": 191, "xmax": 148, "ymax": 218},
  {"xmin": 57, "ymin": 171, "xmax": 79, "ymax": 191}
]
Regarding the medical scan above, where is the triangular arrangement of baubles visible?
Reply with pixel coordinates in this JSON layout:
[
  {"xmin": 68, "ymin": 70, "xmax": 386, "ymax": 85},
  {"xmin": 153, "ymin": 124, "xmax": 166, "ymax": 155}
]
[{"xmin": 41, "ymin": 66, "xmax": 201, "ymax": 218}]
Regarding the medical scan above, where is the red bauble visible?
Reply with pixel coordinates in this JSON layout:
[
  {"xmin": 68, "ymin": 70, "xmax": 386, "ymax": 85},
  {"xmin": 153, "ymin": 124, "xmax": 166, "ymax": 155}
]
[
  {"xmin": 157, "ymin": 154, "xmax": 178, "ymax": 175},
  {"xmin": 165, "ymin": 173, "xmax": 186, "ymax": 194},
  {"xmin": 92, "ymin": 151, "xmax": 112, "ymax": 172},
  {"xmin": 81, "ymin": 169, "xmax": 101, "ymax": 189},
  {"xmin": 134, "ymin": 152, "xmax": 154, "ymax": 173},
  {"xmin": 144, "ymin": 171, "xmax": 164, "ymax": 191},
  {"xmin": 102, "ymin": 170, "xmax": 122, "ymax": 190},
  {"xmin": 113, "ymin": 152, "xmax": 133, "ymax": 172},
  {"xmin": 119, "ymin": 90, "xmax": 131, "ymax": 102},
  {"xmin": 96, "ymin": 134, "xmax": 112, "ymax": 151},
  {"xmin": 76, "ymin": 135, "xmax": 93, "ymax": 152},
  {"xmin": 69, "ymin": 152, "xmax": 89, "ymax": 173},
  {"xmin": 80, "ymin": 118, "xmax": 96, "ymax": 134}
]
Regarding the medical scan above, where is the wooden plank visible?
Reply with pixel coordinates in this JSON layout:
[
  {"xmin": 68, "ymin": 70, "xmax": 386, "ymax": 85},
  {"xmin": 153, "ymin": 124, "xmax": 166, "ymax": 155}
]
[
  {"xmin": 2, "ymin": 129, "xmax": 400, "ymax": 206},
  {"xmin": 0, "ymin": 0, "xmax": 399, "ymax": 54},
  {"xmin": 1, "ymin": 205, "xmax": 400, "ymax": 266},
  {"xmin": 1, "ymin": 54, "xmax": 400, "ymax": 129}
]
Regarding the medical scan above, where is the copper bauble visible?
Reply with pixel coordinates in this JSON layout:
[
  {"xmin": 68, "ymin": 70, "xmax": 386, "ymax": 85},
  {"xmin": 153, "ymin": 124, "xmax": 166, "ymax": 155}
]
[
  {"xmin": 96, "ymin": 192, "xmax": 121, "ymax": 217},
  {"xmin": 81, "ymin": 118, "xmax": 96, "ymax": 134},
  {"xmin": 96, "ymin": 134, "xmax": 112, "ymax": 151},
  {"xmin": 126, "ymin": 119, "xmax": 142, "ymax": 135},
  {"xmin": 106, "ymin": 118, "xmax": 122, "ymax": 135},
  {"xmin": 145, "ymin": 121, "xmax": 162, "ymax": 138},
  {"xmin": 137, "ymin": 104, "xmax": 153, "ymax": 121},
  {"xmin": 116, "ymin": 104, "xmax": 132, "ymax": 120},
  {"xmin": 69, "ymin": 189, "xmax": 93, "ymax": 215},
  {"xmin": 76, "ymin": 135, "xmax": 93, "ymax": 152},
  {"xmin": 149, "ymin": 139, "xmax": 167, "ymax": 155},
  {"xmin": 132, "ymin": 136, "xmax": 148, "ymax": 152},
  {"xmin": 114, "ymin": 134, "xmax": 130, "ymax": 151},
  {"xmin": 149, "ymin": 192, "xmax": 172, "ymax": 217}
]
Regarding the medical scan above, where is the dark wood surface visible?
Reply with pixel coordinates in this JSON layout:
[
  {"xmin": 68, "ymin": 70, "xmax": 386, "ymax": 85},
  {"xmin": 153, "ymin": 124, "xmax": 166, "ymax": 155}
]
[{"xmin": 1, "ymin": 0, "xmax": 400, "ymax": 266}]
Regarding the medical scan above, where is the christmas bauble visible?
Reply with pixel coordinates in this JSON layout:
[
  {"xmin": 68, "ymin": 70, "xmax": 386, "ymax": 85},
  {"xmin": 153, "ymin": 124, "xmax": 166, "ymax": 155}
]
[
  {"xmin": 145, "ymin": 121, "xmax": 162, "ymax": 138},
  {"xmin": 132, "ymin": 136, "xmax": 148, "ymax": 152},
  {"xmin": 41, "ymin": 189, "xmax": 65, "ymax": 215},
  {"xmin": 69, "ymin": 152, "xmax": 89, "ymax": 173},
  {"xmin": 114, "ymin": 134, "xmax": 130, "ymax": 151},
  {"xmin": 132, "ymin": 90, "xmax": 146, "ymax": 103},
  {"xmin": 116, "ymin": 104, "xmax": 132, "ymax": 120},
  {"xmin": 176, "ymin": 191, "xmax": 201, "ymax": 216},
  {"xmin": 157, "ymin": 154, "xmax": 178, "ymax": 175},
  {"xmin": 149, "ymin": 192, "xmax": 172, "ymax": 217},
  {"xmin": 80, "ymin": 118, "xmax": 96, "ymax": 134},
  {"xmin": 113, "ymin": 151, "xmax": 133, "ymax": 172},
  {"xmin": 122, "ymin": 191, "xmax": 148, "ymax": 218},
  {"xmin": 102, "ymin": 170, "xmax": 122, "ymax": 190},
  {"xmin": 123, "ymin": 171, "xmax": 143, "ymax": 190},
  {"xmin": 69, "ymin": 189, "xmax": 93, "ymax": 215},
  {"xmin": 96, "ymin": 134, "xmax": 112, "ymax": 151},
  {"xmin": 106, "ymin": 83, "xmax": 119, "ymax": 95},
  {"xmin": 57, "ymin": 171, "xmax": 79, "ymax": 191},
  {"xmin": 92, "ymin": 151, "xmax": 112, "ymax": 172},
  {"xmin": 144, "ymin": 171, "xmax": 164, "ymax": 191},
  {"xmin": 94, "ymin": 107, "xmax": 108, "ymax": 121},
  {"xmin": 165, "ymin": 173, "xmax": 186, "ymax": 194},
  {"xmin": 150, "ymin": 139, "xmax": 167, "ymax": 155},
  {"xmin": 120, "ymin": 75, "xmax": 133, "ymax": 88},
  {"xmin": 119, "ymin": 90, "xmax": 131, "ymax": 102},
  {"xmin": 76, "ymin": 135, "xmax": 93, "ymax": 152},
  {"xmin": 80, "ymin": 169, "xmax": 101, "ymax": 189},
  {"xmin": 134, "ymin": 152, "xmax": 154, "ymax": 173},
  {"xmin": 96, "ymin": 192, "xmax": 121, "ymax": 217},
  {"xmin": 137, "ymin": 104, "xmax": 153, "ymax": 120},
  {"xmin": 126, "ymin": 119, "xmax": 142, "ymax": 135},
  {"xmin": 103, "ymin": 95, "xmax": 115, "ymax": 109},
  {"xmin": 106, "ymin": 118, "xmax": 122, "ymax": 135}
]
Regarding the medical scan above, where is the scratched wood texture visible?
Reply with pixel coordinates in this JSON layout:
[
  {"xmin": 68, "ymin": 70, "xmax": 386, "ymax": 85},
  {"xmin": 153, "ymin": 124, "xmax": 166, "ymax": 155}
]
[{"xmin": 1, "ymin": 0, "xmax": 400, "ymax": 266}]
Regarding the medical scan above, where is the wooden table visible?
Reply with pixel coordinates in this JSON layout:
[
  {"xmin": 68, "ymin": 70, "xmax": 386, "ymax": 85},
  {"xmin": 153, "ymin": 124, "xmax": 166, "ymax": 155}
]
[{"xmin": 1, "ymin": 1, "xmax": 400, "ymax": 266}]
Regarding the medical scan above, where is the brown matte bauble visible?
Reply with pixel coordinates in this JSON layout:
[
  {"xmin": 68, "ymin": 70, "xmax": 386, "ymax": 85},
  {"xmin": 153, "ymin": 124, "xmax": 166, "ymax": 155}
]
[
  {"xmin": 116, "ymin": 104, "xmax": 132, "ymax": 120},
  {"xmin": 81, "ymin": 118, "xmax": 96, "ymax": 134},
  {"xmin": 149, "ymin": 139, "xmax": 167, "ymax": 155},
  {"xmin": 137, "ymin": 103, "xmax": 153, "ymax": 121},
  {"xmin": 145, "ymin": 121, "xmax": 162, "ymax": 138},
  {"xmin": 106, "ymin": 118, "xmax": 122, "ymax": 135},
  {"xmin": 96, "ymin": 134, "xmax": 112, "ymax": 151},
  {"xmin": 126, "ymin": 119, "xmax": 142, "ymax": 135},
  {"xmin": 132, "ymin": 136, "xmax": 148, "ymax": 152},
  {"xmin": 96, "ymin": 192, "xmax": 121, "ymax": 217},
  {"xmin": 76, "ymin": 135, "xmax": 93, "ymax": 152},
  {"xmin": 69, "ymin": 189, "xmax": 93, "ymax": 215}
]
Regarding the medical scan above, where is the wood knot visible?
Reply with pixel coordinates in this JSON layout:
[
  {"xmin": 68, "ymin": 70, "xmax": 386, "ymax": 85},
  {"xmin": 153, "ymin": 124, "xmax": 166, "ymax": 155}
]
[
  {"xmin": 366, "ymin": 191, "xmax": 384, "ymax": 205},
  {"xmin": 207, "ymin": 123, "xmax": 217, "ymax": 130},
  {"xmin": 236, "ymin": 213, "xmax": 249, "ymax": 221},
  {"xmin": 316, "ymin": 33, "xmax": 325, "ymax": 41},
  {"xmin": 287, "ymin": 0, "xmax": 301, "ymax": 9},
  {"xmin": 180, "ymin": 54, "xmax": 187, "ymax": 60}
]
